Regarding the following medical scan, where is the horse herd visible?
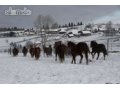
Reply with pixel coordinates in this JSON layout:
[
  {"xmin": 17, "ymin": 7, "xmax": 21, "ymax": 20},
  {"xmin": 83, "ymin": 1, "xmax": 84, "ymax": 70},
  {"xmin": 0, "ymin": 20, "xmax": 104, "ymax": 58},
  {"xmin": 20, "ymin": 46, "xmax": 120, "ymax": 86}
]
[{"xmin": 9, "ymin": 40, "xmax": 108, "ymax": 65}]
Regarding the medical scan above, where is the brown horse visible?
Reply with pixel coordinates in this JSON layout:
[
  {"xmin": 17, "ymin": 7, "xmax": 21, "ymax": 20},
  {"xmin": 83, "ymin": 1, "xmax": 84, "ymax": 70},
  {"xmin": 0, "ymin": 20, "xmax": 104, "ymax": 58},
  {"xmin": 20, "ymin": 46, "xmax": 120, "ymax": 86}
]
[
  {"xmin": 34, "ymin": 46, "xmax": 41, "ymax": 60},
  {"xmin": 12, "ymin": 47, "xmax": 19, "ymax": 56},
  {"xmin": 43, "ymin": 45, "xmax": 52, "ymax": 57},
  {"xmin": 67, "ymin": 41, "xmax": 90, "ymax": 65},
  {"xmin": 90, "ymin": 41, "xmax": 108, "ymax": 60},
  {"xmin": 54, "ymin": 41, "xmax": 67, "ymax": 63},
  {"xmin": 29, "ymin": 45, "xmax": 35, "ymax": 58},
  {"xmin": 22, "ymin": 46, "xmax": 28, "ymax": 56}
]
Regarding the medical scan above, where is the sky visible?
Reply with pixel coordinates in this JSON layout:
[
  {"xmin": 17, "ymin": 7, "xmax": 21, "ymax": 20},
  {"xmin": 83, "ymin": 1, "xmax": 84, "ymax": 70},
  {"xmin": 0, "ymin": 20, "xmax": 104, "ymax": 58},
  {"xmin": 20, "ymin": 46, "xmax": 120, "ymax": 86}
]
[{"xmin": 0, "ymin": 5, "xmax": 120, "ymax": 28}]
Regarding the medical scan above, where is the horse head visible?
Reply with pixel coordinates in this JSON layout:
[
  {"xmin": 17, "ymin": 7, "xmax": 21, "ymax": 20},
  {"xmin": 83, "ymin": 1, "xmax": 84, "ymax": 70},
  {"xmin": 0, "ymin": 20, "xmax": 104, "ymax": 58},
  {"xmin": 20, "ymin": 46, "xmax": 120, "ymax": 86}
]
[{"xmin": 90, "ymin": 41, "xmax": 98, "ymax": 48}]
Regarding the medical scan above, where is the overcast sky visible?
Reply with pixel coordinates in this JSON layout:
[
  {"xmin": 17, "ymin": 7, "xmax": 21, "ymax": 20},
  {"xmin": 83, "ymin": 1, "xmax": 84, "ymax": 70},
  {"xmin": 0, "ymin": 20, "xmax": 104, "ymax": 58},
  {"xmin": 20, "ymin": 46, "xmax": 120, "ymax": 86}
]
[{"xmin": 0, "ymin": 5, "xmax": 120, "ymax": 28}]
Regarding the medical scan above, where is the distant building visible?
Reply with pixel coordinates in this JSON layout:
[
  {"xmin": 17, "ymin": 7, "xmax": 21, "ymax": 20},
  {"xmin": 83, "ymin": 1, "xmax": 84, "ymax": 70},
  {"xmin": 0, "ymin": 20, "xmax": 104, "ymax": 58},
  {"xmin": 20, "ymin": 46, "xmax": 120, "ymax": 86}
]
[{"xmin": 78, "ymin": 30, "xmax": 91, "ymax": 36}]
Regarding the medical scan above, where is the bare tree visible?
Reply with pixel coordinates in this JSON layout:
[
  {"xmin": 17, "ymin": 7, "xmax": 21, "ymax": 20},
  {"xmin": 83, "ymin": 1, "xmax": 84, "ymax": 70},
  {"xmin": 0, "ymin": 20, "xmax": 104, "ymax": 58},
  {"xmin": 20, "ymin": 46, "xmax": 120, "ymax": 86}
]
[
  {"xmin": 34, "ymin": 14, "xmax": 57, "ymax": 45},
  {"xmin": 105, "ymin": 21, "xmax": 116, "ymax": 36},
  {"xmin": 106, "ymin": 21, "xmax": 113, "ymax": 30},
  {"xmin": 44, "ymin": 15, "xmax": 55, "ymax": 30},
  {"xmin": 34, "ymin": 15, "xmax": 44, "ymax": 33},
  {"xmin": 51, "ymin": 22, "xmax": 59, "ymax": 29}
]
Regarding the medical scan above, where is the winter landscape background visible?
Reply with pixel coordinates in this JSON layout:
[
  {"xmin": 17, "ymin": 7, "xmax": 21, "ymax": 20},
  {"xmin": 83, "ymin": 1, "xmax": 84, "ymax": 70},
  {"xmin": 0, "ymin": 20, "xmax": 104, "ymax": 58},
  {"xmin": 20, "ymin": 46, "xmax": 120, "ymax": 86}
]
[{"xmin": 0, "ymin": 5, "xmax": 120, "ymax": 84}]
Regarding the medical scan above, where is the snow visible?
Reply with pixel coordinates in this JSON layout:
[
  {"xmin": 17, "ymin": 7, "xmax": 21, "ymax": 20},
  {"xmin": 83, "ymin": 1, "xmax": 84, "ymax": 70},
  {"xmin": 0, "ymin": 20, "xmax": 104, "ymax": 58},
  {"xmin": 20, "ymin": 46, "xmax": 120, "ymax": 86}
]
[
  {"xmin": 67, "ymin": 29, "xmax": 79, "ymax": 34},
  {"xmin": 81, "ymin": 30, "xmax": 91, "ymax": 34},
  {"xmin": 0, "ymin": 52, "xmax": 120, "ymax": 84}
]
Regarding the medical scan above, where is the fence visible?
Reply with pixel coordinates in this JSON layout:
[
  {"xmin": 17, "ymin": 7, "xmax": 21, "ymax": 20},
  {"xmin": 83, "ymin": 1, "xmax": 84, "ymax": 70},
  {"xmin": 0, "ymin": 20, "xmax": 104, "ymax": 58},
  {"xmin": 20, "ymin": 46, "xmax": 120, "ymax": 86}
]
[{"xmin": 0, "ymin": 34, "xmax": 120, "ymax": 53}]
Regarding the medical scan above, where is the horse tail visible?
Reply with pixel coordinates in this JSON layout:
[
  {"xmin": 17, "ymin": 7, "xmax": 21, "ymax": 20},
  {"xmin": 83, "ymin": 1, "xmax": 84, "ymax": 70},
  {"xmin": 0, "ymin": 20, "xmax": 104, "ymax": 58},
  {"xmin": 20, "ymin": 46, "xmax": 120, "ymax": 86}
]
[
  {"xmin": 58, "ymin": 52, "xmax": 65, "ymax": 63},
  {"xmin": 105, "ymin": 48, "xmax": 108, "ymax": 55},
  {"xmin": 58, "ymin": 45, "xmax": 65, "ymax": 63},
  {"xmin": 88, "ymin": 47, "xmax": 90, "ymax": 54},
  {"xmin": 103, "ymin": 45, "xmax": 108, "ymax": 55}
]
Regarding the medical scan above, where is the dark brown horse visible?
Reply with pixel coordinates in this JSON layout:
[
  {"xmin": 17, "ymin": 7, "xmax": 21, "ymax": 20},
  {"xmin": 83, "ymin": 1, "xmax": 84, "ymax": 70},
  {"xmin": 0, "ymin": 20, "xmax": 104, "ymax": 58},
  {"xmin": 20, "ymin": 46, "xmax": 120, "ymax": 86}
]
[
  {"xmin": 29, "ymin": 45, "xmax": 35, "ymax": 58},
  {"xmin": 54, "ymin": 41, "xmax": 67, "ymax": 63},
  {"xmin": 12, "ymin": 47, "xmax": 19, "ymax": 56},
  {"xmin": 22, "ymin": 46, "xmax": 28, "ymax": 56},
  {"xmin": 34, "ymin": 46, "xmax": 41, "ymax": 60},
  {"xmin": 90, "ymin": 41, "xmax": 108, "ymax": 60},
  {"xmin": 43, "ymin": 45, "xmax": 52, "ymax": 57},
  {"xmin": 67, "ymin": 41, "xmax": 90, "ymax": 65}
]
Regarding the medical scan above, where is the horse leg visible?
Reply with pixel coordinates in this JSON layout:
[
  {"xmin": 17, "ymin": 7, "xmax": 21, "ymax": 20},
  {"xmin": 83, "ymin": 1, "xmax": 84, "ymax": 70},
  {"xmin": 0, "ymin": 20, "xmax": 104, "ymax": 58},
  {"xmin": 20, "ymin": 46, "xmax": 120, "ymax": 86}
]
[
  {"xmin": 85, "ymin": 53, "xmax": 89, "ymax": 65},
  {"xmin": 103, "ymin": 52, "xmax": 106, "ymax": 60},
  {"xmin": 71, "ymin": 58, "xmax": 73, "ymax": 64},
  {"xmin": 79, "ymin": 54, "xmax": 83, "ymax": 64},
  {"xmin": 55, "ymin": 53, "xmax": 57, "ymax": 61},
  {"xmin": 72, "ymin": 55, "xmax": 76, "ymax": 64},
  {"xmin": 92, "ymin": 52, "xmax": 96, "ymax": 59},
  {"xmin": 91, "ymin": 52, "xmax": 93, "ymax": 59},
  {"xmin": 62, "ymin": 53, "xmax": 65, "ymax": 63},
  {"xmin": 91, "ymin": 51, "xmax": 94, "ymax": 59},
  {"xmin": 96, "ymin": 52, "xmax": 100, "ymax": 60}
]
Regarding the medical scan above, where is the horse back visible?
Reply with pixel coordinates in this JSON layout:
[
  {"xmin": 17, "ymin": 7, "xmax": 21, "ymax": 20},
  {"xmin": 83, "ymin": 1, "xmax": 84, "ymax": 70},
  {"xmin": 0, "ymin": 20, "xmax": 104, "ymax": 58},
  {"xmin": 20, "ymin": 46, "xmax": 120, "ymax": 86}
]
[{"xmin": 77, "ymin": 42, "xmax": 90, "ymax": 53}]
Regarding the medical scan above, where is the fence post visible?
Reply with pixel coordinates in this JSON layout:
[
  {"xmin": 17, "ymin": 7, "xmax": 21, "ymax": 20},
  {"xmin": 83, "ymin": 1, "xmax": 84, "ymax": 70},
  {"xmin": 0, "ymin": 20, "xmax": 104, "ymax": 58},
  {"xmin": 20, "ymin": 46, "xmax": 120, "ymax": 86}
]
[{"xmin": 107, "ymin": 39, "xmax": 109, "ymax": 54}]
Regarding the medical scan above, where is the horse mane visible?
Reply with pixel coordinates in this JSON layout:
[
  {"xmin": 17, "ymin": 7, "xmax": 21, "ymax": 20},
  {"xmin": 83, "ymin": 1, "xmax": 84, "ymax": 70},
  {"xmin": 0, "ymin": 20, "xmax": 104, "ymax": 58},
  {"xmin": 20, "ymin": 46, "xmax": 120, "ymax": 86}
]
[{"xmin": 67, "ymin": 41, "xmax": 76, "ymax": 48}]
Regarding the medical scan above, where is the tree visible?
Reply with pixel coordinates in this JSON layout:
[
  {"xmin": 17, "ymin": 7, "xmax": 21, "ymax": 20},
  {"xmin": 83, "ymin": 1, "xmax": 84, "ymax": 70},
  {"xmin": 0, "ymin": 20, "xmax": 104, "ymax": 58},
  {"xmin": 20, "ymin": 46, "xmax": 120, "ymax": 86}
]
[
  {"xmin": 80, "ymin": 22, "xmax": 83, "ymax": 25},
  {"xmin": 105, "ymin": 21, "xmax": 112, "ymax": 30},
  {"xmin": 34, "ymin": 15, "xmax": 44, "ymax": 33},
  {"xmin": 68, "ymin": 22, "xmax": 71, "ymax": 27},
  {"xmin": 9, "ymin": 31, "xmax": 16, "ymax": 37},
  {"xmin": 51, "ymin": 22, "xmax": 58, "ymax": 29},
  {"xmin": 71, "ymin": 22, "xmax": 74, "ymax": 27},
  {"xmin": 85, "ymin": 24, "xmax": 92, "ymax": 28},
  {"xmin": 58, "ymin": 25, "xmax": 61, "ymax": 28},
  {"xmin": 105, "ymin": 21, "xmax": 116, "ymax": 36},
  {"xmin": 44, "ymin": 15, "xmax": 55, "ymax": 30},
  {"xmin": 34, "ymin": 14, "xmax": 57, "ymax": 45},
  {"xmin": 13, "ymin": 27, "xmax": 17, "ymax": 30}
]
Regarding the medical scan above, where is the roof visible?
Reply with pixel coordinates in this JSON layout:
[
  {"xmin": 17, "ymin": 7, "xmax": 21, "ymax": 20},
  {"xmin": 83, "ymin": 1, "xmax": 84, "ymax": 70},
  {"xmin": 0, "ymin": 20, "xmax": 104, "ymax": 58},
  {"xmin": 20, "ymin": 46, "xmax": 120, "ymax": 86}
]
[
  {"xmin": 59, "ymin": 29, "xmax": 67, "ymax": 32},
  {"xmin": 67, "ymin": 29, "xmax": 79, "ymax": 34},
  {"xmin": 81, "ymin": 30, "xmax": 91, "ymax": 34}
]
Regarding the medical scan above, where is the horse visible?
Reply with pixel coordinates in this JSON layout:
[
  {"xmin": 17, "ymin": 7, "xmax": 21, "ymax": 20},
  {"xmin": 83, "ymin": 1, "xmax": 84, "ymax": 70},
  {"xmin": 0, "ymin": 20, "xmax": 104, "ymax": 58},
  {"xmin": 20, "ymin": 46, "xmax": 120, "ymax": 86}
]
[
  {"xmin": 43, "ymin": 45, "xmax": 52, "ymax": 57},
  {"xmin": 90, "ymin": 41, "xmax": 108, "ymax": 60},
  {"xmin": 22, "ymin": 46, "xmax": 28, "ymax": 56},
  {"xmin": 12, "ymin": 47, "xmax": 19, "ymax": 56},
  {"xmin": 67, "ymin": 41, "xmax": 90, "ymax": 65},
  {"xmin": 54, "ymin": 41, "xmax": 67, "ymax": 63},
  {"xmin": 34, "ymin": 46, "xmax": 41, "ymax": 60},
  {"xmin": 29, "ymin": 45, "xmax": 35, "ymax": 58}
]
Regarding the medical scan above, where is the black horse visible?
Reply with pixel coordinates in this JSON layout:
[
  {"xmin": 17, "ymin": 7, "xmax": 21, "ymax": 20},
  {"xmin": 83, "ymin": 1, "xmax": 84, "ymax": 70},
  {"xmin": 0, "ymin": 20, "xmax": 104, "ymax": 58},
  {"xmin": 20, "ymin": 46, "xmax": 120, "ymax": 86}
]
[
  {"xmin": 67, "ymin": 41, "xmax": 90, "ymax": 65},
  {"xmin": 54, "ymin": 41, "xmax": 67, "ymax": 63},
  {"xmin": 43, "ymin": 45, "xmax": 52, "ymax": 57},
  {"xmin": 90, "ymin": 41, "xmax": 108, "ymax": 60},
  {"xmin": 22, "ymin": 46, "xmax": 28, "ymax": 56},
  {"xmin": 12, "ymin": 47, "xmax": 19, "ymax": 56}
]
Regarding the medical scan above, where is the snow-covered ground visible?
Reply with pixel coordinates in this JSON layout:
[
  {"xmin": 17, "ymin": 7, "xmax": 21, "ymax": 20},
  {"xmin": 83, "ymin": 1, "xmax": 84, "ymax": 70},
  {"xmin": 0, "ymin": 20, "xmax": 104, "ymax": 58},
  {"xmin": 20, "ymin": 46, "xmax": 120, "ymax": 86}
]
[
  {"xmin": 0, "ymin": 33, "xmax": 120, "ymax": 84},
  {"xmin": 0, "ymin": 52, "xmax": 120, "ymax": 84}
]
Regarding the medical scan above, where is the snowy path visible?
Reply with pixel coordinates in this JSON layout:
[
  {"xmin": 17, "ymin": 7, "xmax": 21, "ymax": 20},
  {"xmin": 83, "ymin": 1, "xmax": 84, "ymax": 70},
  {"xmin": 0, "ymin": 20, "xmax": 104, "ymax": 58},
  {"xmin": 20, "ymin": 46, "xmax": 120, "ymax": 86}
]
[{"xmin": 0, "ymin": 52, "xmax": 120, "ymax": 84}]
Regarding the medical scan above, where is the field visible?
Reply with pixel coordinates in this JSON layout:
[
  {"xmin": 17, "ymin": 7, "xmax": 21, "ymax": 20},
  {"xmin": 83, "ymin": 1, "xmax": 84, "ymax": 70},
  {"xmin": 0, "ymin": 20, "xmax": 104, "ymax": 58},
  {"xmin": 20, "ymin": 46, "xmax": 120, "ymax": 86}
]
[{"xmin": 0, "ymin": 33, "xmax": 120, "ymax": 84}]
